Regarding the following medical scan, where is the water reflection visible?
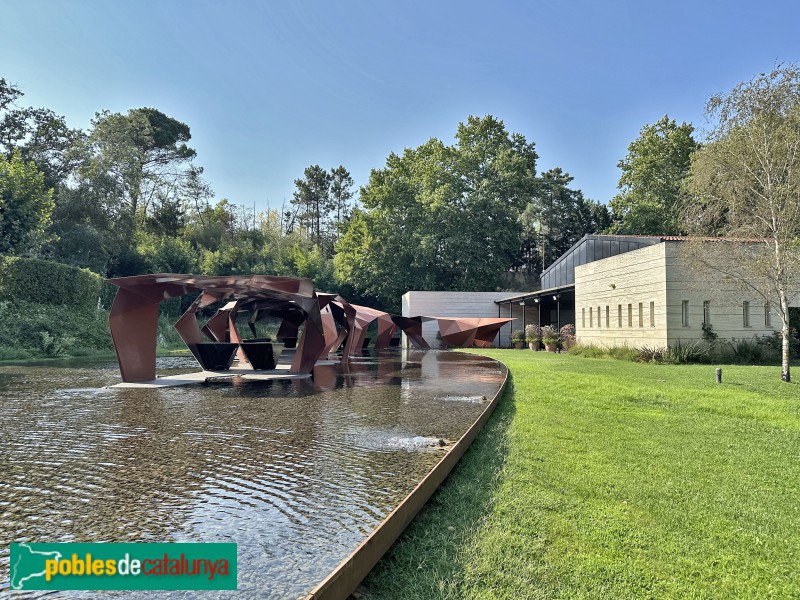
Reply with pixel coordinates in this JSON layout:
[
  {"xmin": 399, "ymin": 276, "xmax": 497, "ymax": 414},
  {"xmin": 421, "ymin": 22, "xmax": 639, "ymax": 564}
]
[{"xmin": 0, "ymin": 350, "xmax": 505, "ymax": 598}]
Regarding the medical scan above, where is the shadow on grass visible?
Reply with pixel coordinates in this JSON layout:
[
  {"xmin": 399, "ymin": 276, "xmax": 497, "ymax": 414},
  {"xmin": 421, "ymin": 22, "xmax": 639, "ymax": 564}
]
[{"xmin": 355, "ymin": 374, "xmax": 517, "ymax": 600}]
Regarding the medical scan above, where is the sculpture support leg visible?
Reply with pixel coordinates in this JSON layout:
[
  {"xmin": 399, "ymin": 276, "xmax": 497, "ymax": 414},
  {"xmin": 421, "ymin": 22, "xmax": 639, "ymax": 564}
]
[{"xmin": 109, "ymin": 289, "xmax": 160, "ymax": 382}]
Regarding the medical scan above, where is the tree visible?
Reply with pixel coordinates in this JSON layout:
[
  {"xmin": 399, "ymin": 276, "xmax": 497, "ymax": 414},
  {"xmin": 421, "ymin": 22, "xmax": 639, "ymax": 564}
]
[
  {"xmin": 0, "ymin": 150, "xmax": 54, "ymax": 255},
  {"xmin": 335, "ymin": 115, "xmax": 538, "ymax": 310},
  {"xmin": 0, "ymin": 78, "xmax": 84, "ymax": 191},
  {"xmin": 329, "ymin": 165, "xmax": 354, "ymax": 246},
  {"xmin": 610, "ymin": 115, "xmax": 699, "ymax": 235},
  {"xmin": 686, "ymin": 65, "xmax": 800, "ymax": 382},
  {"xmin": 78, "ymin": 107, "xmax": 196, "ymax": 223},
  {"xmin": 518, "ymin": 168, "xmax": 610, "ymax": 272},
  {"xmin": 289, "ymin": 165, "xmax": 332, "ymax": 250}
]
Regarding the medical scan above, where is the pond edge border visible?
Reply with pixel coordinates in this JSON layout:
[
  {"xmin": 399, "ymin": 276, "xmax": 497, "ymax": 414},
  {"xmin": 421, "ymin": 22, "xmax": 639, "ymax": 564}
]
[{"xmin": 305, "ymin": 351, "xmax": 510, "ymax": 600}]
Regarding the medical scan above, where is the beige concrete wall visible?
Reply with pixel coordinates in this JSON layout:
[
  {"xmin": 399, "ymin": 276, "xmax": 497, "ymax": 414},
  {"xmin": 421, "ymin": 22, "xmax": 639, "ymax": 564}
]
[
  {"xmin": 401, "ymin": 291, "xmax": 537, "ymax": 347},
  {"xmin": 575, "ymin": 241, "xmax": 784, "ymax": 348},
  {"xmin": 663, "ymin": 242, "xmax": 781, "ymax": 344},
  {"xmin": 575, "ymin": 243, "xmax": 669, "ymax": 348}
]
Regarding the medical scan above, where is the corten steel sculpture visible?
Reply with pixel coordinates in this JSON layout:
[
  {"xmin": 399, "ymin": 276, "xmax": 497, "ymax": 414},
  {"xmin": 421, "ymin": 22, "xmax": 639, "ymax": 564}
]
[
  {"xmin": 318, "ymin": 294, "xmax": 353, "ymax": 356},
  {"xmin": 434, "ymin": 317, "xmax": 514, "ymax": 348},
  {"xmin": 390, "ymin": 315, "xmax": 432, "ymax": 349},
  {"xmin": 341, "ymin": 304, "xmax": 398, "ymax": 356},
  {"xmin": 108, "ymin": 274, "xmax": 326, "ymax": 382}
]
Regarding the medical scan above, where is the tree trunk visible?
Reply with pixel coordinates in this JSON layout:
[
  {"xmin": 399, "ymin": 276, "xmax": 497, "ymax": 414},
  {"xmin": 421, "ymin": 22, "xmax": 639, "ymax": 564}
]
[{"xmin": 781, "ymin": 291, "xmax": 791, "ymax": 382}]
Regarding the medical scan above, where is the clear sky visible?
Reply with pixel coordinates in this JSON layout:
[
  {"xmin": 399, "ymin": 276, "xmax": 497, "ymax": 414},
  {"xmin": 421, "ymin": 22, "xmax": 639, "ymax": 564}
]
[{"xmin": 3, "ymin": 0, "xmax": 799, "ymax": 212}]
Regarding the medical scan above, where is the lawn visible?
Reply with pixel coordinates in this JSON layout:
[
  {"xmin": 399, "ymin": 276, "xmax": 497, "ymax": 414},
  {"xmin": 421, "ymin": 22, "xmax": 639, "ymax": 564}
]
[{"xmin": 357, "ymin": 350, "xmax": 800, "ymax": 599}]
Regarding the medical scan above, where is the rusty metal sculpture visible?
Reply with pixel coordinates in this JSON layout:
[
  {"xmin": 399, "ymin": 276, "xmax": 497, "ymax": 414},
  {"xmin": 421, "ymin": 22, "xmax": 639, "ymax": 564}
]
[
  {"xmin": 108, "ymin": 274, "xmax": 325, "ymax": 382},
  {"xmin": 435, "ymin": 317, "xmax": 513, "ymax": 348},
  {"xmin": 341, "ymin": 304, "xmax": 398, "ymax": 356},
  {"xmin": 108, "ymin": 272, "xmax": 514, "ymax": 383},
  {"xmin": 390, "ymin": 315, "xmax": 432, "ymax": 349}
]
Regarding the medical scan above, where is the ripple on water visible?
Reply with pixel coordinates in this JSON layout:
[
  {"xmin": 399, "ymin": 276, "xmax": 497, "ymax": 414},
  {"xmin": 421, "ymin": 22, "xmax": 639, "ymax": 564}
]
[{"xmin": 0, "ymin": 350, "xmax": 505, "ymax": 599}]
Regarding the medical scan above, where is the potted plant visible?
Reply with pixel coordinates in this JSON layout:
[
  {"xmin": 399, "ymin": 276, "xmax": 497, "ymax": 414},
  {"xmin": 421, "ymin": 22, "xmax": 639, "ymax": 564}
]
[
  {"xmin": 541, "ymin": 325, "xmax": 559, "ymax": 352},
  {"xmin": 510, "ymin": 329, "xmax": 525, "ymax": 349},
  {"xmin": 525, "ymin": 324, "xmax": 542, "ymax": 350},
  {"xmin": 559, "ymin": 324, "xmax": 576, "ymax": 350}
]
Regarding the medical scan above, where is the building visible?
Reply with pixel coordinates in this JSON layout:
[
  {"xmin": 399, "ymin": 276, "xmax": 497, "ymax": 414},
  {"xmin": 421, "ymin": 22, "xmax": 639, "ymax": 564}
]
[{"xmin": 405, "ymin": 235, "xmax": 797, "ymax": 348}]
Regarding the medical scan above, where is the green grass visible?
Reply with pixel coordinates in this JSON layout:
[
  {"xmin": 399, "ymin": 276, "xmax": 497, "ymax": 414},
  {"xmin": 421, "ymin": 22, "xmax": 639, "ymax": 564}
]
[{"xmin": 358, "ymin": 350, "xmax": 800, "ymax": 599}]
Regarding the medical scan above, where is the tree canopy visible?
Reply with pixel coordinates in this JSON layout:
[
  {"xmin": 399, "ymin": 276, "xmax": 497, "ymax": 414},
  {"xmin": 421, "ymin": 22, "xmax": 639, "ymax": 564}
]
[
  {"xmin": 518, "ymin": 167, "xmax": 610, "ymax": 272},
  {"xmin": 334, "ymin": 115, "xmax": 538, "ymax": 310},
  {"xmin": 0, "ymin": 150, "xmax": 54, "ymax": 255},
  {"xmin": 610, "ymin": 115, "xmax": 698, "ymax": 235}
]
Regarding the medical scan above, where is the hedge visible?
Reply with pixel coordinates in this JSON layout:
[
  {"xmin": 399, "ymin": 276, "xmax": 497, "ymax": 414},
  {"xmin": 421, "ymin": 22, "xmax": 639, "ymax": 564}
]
[{"xmin": 0, "ymin": 256, "xmax": 105, "ymax": 309}]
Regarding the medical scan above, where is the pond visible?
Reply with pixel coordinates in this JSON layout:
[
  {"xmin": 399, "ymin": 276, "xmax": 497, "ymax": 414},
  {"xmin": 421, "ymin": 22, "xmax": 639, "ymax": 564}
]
[{"xmin": 0, "ymin": 349, "xmax": 506, "ymax": 598}]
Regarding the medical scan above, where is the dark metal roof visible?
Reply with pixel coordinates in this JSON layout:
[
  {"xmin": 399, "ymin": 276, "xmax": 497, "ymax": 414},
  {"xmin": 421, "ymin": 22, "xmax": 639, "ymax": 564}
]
[
  {"xmin": 496, "ymin": 285, "xmax": 575, "ymax": 305},
  {"xmin": 539, "ymin": 235, "xmax": 663, "ymax": 290}
]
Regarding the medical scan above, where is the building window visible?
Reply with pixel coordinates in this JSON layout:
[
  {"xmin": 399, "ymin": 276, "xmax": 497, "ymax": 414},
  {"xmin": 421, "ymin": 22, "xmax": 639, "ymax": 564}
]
[
  {"xmin": 765, "ymin": 302, "xmax": 771, "ymax": 327},
  {"xmin": 605, "ymin": 305, "xmax": 610, "ymax": 328},
  {"xmin": 682, "ymin": 300, "xmax": 689, "ymax": 327},
  {"xmin": 582, "ymin": 307, "xmax": 586, "ymax": 328},
  {"xmin": 743, "ymin": 301, "xmax": 750, "ymax": 327},
  {"xmin": 638, "ymin": 302, "xmax": 644, "ymax": 327},
  {"xmin": 618, "ymin": 304, "xmax": 623, "ymax": 328},
  {"xmin": 703, "ymin": 300, "xmax": 711, "ymax": 326},
  {"xmin": 597, "ymin": 306, "xmax": 601, "ymax": 328},
  {"xmin": 650, "ymin": 301, "xmax": 655, "ymax": 327},
  {"xmin": 628, "ymin": 304, "xmax": 633, "ymax": 327},
  {"xmin": 589, "ymin": 306, "xmax": 593, "ymax": 327}
]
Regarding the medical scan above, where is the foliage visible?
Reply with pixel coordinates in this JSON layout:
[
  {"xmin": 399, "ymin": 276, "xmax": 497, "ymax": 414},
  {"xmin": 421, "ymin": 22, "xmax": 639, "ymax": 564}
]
[
  {"xmin": 609, "ymin": 115, "xmax": 698, "ymax": 235},
  {"xmin": 0, "ymin": 256, "xmax": 103, "ymax": 309},
  {"xmin": 568, "ymin": 342, "xmax": 640, "ymax": 361},
  {"xmin": 287, "ymin": 164, "xmax": 355, "ymax": 256},
  {"xmin": 510, "ymin": 329, "xmax": 526, "ymax": 343},
  {"xmin": 635, "ymin": 341, "xmax": 710, "ymax": 364},
  {"xmin": 524, "ymin": 323, "xmax": 541, "ymax": 341},
  {"xmin": 335, "ymin": 115, "xmax": 538, "ymax": 310},
  {"xmin": 76, "ymin": 107, "xmax": 196, "ymax": 223},
  {"xmin": 540, "ymin": 325, "xmax": 559, "ymax": 344},
  {"xmin": 701, "ymin": 321, "xmax": 718, "ymax": 344},
  {"xmin": 0, "ymin": 299, "xmax": 111, "ymax": 359},
  {"xmin": 136, "ymin": 232, "xmax": 197, "ymax": 273},
  {"xmin": 727, "ymin": 338, "xmax": 765, "ymax": 364},
  {"xmin": 0, "ymin": 150, "xmax": 54, "ymax": 254},
  {"xmin": 518, "ymin": 168, "xmax": 611, "ymax": 271},
  {"xmin": 686, "ymin": 64, "xmax": 800, "ymax": 382}
]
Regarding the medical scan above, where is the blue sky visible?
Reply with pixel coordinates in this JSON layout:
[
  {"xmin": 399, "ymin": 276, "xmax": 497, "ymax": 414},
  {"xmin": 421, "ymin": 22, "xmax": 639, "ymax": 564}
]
[{"xmin": 3, "ymin": 1, "xmax": 799, "ymax": 212}]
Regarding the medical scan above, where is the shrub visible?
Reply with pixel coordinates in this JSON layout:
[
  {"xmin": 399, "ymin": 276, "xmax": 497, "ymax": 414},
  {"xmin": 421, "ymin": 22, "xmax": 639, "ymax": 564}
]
[
  {"xmin": 636, "ymin": 340, "xmax": 710, "ymax": 365},
  {"xmin": 636, "ymin": 345, "xmax": 666, "ymax": 363},
  {"xmin": 728, "ymin": 338, "xmax": 765, "ymax": 364},
  {"xmin": 510, "ymin": 329, "xmax": 526, "ymax": 343},
  {"xmin": 0, "ymin": 257, "xmax": 103, "ymax": 309},
  {"xmin": 0, "ymin": 299, "xmax": 113, "ymax": 358},
  {"xmin": 568, "ymin": 343, "xmax": 639, "ymax": 361},
  {"xmin": 559, "ymin": 323, "xmax": 576, "ymax": 348},
  {"xmin": 664, "ymin": 340, "xmax": 711, "ymax": 364}
]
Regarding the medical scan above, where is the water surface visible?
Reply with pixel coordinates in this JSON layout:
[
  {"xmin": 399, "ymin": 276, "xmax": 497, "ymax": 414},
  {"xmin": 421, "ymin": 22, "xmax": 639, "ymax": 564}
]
[{"xmin": 0, "ymin": 350, "xmax": 505, "ymax": 598}]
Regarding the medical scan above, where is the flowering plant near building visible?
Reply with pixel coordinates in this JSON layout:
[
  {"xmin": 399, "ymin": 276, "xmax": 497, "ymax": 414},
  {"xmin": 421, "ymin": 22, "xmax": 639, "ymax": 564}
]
[
  {"xmin": 560, "ymin": 324, "xmax": 576, "ymax": 349},
  {"xmin": 525, "ymin": 324, "xmax": 541, "ymax": 342},
  {"xmin": 541, "ymin": 325, "xmax": 559, "ymax": 344}
]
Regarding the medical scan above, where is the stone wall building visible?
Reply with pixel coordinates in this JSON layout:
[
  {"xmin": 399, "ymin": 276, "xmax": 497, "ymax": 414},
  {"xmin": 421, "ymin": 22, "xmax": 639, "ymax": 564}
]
[{"xmin": 404, "ymin": 235, "xmax": 797, "ymax": 349}]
